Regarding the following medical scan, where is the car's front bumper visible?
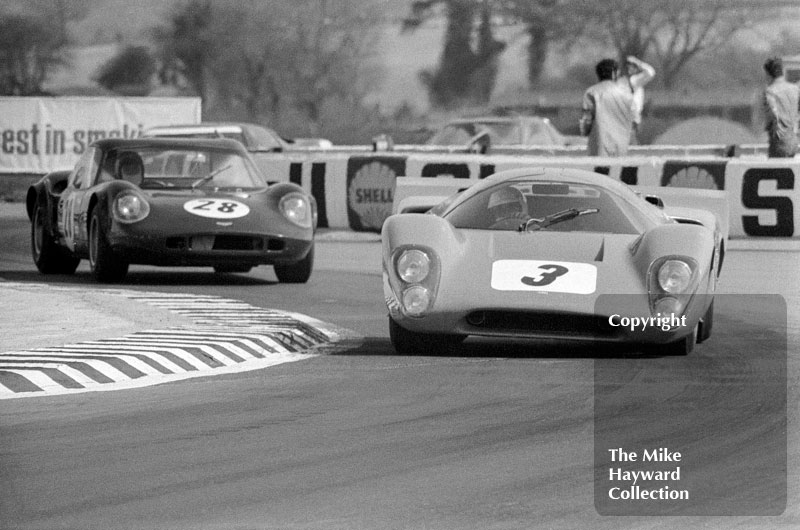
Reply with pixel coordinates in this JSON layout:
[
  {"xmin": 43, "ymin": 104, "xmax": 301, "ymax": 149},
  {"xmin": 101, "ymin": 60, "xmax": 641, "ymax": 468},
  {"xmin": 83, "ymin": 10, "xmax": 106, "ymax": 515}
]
[{"xmin": 108, "ymin": 228, "xmax": 313, "ymax": 267}]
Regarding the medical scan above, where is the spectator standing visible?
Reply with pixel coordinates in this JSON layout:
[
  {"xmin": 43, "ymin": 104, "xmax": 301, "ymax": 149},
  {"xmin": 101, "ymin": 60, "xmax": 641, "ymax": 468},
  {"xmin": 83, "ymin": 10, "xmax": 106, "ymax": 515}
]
[
  {"xmin": 762, "ymin": 56, "xmax": 800, "ymax": 158},
  {"xmin": 580, "ymin": 58, "xmax": 635, "ymax": 156},
  {"xmin": 620, "ymin": 56, "xmax": 656, "ymax": 144}
]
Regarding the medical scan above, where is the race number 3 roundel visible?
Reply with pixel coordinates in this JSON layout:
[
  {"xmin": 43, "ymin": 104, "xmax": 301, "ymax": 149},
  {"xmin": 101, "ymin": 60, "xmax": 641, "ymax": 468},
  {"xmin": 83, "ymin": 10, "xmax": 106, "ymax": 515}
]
[
  {"xmin": 491, "ymin": 260, "xmax": 597, "ymax": 294},
  {"xmin": 183, "ymin": 199, "xmax": 250, "ymax": 219}
]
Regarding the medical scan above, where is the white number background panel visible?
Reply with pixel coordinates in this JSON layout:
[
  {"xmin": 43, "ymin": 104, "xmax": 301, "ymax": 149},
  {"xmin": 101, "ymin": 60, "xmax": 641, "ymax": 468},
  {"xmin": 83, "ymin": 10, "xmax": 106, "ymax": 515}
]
[
  {"xmin": 183, "ymin": 199, "xmax": 250, "ymax": 219},
  {"xmin": 491, "ymin": 260, "xmax": 597, "ymax": 294}
]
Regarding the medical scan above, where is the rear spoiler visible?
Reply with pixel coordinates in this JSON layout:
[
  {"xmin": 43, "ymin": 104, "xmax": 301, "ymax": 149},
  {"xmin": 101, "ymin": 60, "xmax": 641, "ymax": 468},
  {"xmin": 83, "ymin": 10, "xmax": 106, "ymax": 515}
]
[{"xmin": 392, "ymin": 177, "xmax": 729, "ymax": 240}]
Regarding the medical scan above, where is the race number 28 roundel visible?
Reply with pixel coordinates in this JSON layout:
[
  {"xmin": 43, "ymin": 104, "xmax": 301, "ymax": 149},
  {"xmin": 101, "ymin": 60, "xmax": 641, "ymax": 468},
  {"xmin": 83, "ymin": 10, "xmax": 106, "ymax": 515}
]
[
  {"xmin": 491, "ymin": 260, "xmax": 597, "ymax": 294},
  {"xmin": 183, "ymin": 199, "xmax": 250, "ymax": 219}
]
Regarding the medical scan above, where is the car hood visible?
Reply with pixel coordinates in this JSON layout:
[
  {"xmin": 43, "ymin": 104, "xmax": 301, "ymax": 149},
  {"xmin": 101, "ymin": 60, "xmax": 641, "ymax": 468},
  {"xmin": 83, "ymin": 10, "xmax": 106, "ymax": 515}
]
[{"xmin": 433, "ymin": 230, "xmax": 646, "ymax": 315}]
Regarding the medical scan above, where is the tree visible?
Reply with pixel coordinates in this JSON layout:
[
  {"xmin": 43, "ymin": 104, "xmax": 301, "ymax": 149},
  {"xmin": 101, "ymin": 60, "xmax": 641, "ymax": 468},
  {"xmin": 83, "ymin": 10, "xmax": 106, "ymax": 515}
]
[
  {"xmin": 94, "ymin": 45, "xmax": 156, "ymax": 95},
  {"xmin": 154, "ymin": 0, "xmax": 216, "ymax": 102},
  {"xmin": 406, "ymin": 0, "xmax": 506, "ymax": 108},
  {"xmin": 0, "ymin": 14, "xmax": 67, "ymax": 95},
  {"xmin": 499, "ymin": 0, "xmax": 585, "ymax": 87},
  {"xmin": 155, "ymin": 0, "xmax": 385, "ymax": 136},
  {"xmin": 579, "ymin": 0, "xmax": 760, "ymax": 89}
]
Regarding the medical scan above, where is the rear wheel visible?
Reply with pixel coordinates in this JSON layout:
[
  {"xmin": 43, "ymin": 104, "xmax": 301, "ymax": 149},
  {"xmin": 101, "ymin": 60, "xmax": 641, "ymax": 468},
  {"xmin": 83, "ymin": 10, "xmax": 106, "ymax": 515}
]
[
  {"xmin": 274, "ymin": 245, "xmax": 314, "ymax": 283},
  {"xmin": 89, "ymin": 210, "xmax": 128, "ymax": 283},
  {"xmin": 31, "ymin": 204, "xmax": 80, "ymax": 274},
  {"xmin": 389, "ymin": 317, "xmax": 466, "ymax": 355}
]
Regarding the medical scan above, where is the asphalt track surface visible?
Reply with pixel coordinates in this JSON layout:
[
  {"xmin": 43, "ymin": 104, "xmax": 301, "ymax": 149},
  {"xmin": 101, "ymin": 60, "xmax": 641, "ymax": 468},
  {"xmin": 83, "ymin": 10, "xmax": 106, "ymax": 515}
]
[{"xmin": 1, "ymin": 203, "xmax": 799, "ymax": 529}]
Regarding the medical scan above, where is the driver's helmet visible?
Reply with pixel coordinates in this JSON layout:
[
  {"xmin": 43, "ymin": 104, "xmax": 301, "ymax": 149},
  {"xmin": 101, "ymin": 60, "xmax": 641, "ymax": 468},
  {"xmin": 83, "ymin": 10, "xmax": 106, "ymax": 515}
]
[{"xmin": 488, "ymin": 185, "xmax": 526, "ymax": 218}]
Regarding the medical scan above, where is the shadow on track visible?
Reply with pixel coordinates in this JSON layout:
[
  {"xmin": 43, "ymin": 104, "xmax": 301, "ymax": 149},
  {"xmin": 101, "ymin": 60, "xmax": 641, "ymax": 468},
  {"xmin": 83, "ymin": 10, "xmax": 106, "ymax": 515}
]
[
  {"xmin": 0, "ymin": 269, "xmax": 275, "ymax": 286},
  {"xmin": 332, "ymin": 335, "xmax": 668, "ymax": 360}
]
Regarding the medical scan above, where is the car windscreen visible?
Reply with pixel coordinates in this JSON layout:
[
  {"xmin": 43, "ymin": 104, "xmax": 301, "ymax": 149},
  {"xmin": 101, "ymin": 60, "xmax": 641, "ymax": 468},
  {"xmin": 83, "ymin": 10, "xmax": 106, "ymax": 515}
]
[
  {"xmin": 441, "ymin": 180, "xmax": 648, "ymax": 234},
  {"xmin": 107, "ymin": 147, "xmax": 266, "ymax": 190}
]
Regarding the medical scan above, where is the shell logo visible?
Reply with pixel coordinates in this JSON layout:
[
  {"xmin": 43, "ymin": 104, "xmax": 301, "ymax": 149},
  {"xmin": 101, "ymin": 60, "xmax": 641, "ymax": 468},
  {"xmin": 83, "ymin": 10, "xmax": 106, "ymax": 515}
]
[
  {"xmin": 665, "ymin": 166, "xmax": 719, "ymax": 190},
  {"xmin": 348, "ymin": 161, "xmax": 396, "ymax": 230}
]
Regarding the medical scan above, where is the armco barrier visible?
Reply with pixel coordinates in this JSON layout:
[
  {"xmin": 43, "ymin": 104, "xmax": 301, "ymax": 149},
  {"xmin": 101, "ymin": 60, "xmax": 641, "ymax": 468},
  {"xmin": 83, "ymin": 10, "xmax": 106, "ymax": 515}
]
[
  {"xmin": 263, "ymin": 150, "xmax": 800, "ymax": 238},
  {"xmin": 6, "ymin": 149, "xmax": 796, "ymax": 238},
  {"xmin": 267, "ymin": 151, "xmax": 666, "ymax": 231}
]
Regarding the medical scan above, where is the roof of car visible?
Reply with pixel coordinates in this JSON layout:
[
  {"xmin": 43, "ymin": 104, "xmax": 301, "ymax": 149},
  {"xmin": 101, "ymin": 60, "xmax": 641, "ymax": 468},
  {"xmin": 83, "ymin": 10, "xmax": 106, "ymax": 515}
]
[
  {"xmin": 448, "ymin": 116, "xmax": 548, "ymax": 124},
  {"xmin": 474, "ymin": 166, "xmax": 636, "ymax": 196},
  {"xmin": 91, "ymin": 137, "xmax": 250, "ymax": 153},
  {"xmin": 142, "ymin": 122, "xmax": 256, "ymax": 134}
]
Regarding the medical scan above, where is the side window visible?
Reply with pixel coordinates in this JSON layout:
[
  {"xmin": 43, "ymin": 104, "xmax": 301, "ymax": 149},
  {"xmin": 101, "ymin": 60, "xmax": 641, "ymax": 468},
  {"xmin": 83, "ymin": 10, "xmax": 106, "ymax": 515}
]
[
  {"xmin": 68, "ymin": 149, "xmax": 93, "ymax": 189},
  {"xmin": 87, "ymin": 147, "xmax": 103, "ymax": 185}
]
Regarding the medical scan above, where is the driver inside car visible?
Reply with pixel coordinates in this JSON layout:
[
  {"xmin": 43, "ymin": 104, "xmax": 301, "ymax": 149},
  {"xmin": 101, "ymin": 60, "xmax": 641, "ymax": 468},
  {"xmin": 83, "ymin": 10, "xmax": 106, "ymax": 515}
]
[
  {"xmin": 488, "ymin": 185, "xmax": 529, "ymax": 228},
  {"xmin": 115, "ymin": 151, "xmax": 145, "ymax": 185}
]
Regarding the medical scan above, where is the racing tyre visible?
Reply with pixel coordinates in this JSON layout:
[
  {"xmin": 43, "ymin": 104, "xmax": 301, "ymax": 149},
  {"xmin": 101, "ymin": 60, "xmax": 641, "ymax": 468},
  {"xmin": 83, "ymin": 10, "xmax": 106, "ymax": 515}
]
[
  {"xmin": 658, "ymin": 327, "xmax": 696, "ymax": 356},
  {"xmin": 696, "ymin": 300, "xmax": 714, "ymax": 344},
  {"xmin": 213, "ymin": 265, "xmax": 253, "ymax": 274},
  {"xmin": 389, "ymin": 317, "xmax": 466, "ymax": 355},
  {"xmin": 89, "ymin": 210, "xmax": 128, "ymax": 283},
  {"xmin": 274, "ymin": 245, "xmax": 314, "ymax": 283},
  {"xmin": 31, "ymin": 204, "xmax": 80, "ymax": 274}
]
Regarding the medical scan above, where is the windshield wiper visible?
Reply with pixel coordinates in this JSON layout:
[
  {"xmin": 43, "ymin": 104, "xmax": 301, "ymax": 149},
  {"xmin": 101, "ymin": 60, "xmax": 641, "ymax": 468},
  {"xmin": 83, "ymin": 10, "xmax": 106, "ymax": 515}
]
[
  {"xmin": 519, "ymin": 207, "xmax": 599, "ymax": 232},
  {"xmin": 191, "ymin": 164, "xmax": 232, "ymax": 189}
]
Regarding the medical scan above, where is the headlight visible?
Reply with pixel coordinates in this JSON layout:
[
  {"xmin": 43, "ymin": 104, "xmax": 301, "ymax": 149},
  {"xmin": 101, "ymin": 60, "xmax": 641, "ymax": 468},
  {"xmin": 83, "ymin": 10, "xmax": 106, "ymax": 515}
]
[
  {"xmin": 279, "ymin": 192, "xmax": 312, "ymax": 228},
  {"xmin": 402, "ymin": 285, "xmax": 431, "ymax": 316},
  {"xmin": 396, "ymin": 249, "xmax": 430, "ymax": 283},
  {"xmin": 113, "ymin": 191, "xmax": 150, "ymax": 223},
  {"xmin": 657, "ymin": 259, "xmax": 692, "ymax": 294},
  {"xmin": 654, "ymin": 296, "xmax": 683, "ymax": 318}
]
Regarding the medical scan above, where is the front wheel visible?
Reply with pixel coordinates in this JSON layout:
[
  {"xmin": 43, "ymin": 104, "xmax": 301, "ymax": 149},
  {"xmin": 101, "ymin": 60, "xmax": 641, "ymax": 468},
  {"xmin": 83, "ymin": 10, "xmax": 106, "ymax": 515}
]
[
  {"xmin": 655, "ymin": 326, "xmax": 697, "ymax": 356},
  {"xmin": 389, "ymin": 317, "xmax": 466, "ymax": 355},
  {"xmin": 89, "ymin": 210, "xmax": 128, "ymax": 283},
  {"xmin": 274, "ymin": 245, "xmax": 314, "ymax": 283},
  {"xmin": 31, "ymin": 204, "xmax": 79, "ymax": 274},
  {"xmin": 696, "ymin": 300, "xmax": 714, "ymax": 344}
]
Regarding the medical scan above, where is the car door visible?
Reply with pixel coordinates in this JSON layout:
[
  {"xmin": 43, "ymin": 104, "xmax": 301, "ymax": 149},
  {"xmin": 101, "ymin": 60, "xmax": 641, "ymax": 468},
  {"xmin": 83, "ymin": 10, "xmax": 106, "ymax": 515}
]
[{"xmin": 58, "ymin": 148, "xmax": 100, "ymax": 254}]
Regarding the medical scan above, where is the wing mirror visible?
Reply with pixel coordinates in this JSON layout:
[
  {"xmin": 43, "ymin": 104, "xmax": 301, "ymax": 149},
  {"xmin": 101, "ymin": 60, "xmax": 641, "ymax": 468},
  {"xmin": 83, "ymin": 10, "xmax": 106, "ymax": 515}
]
[{"xmin": 644, "ymin": 195, "xmax": 665, "ymax": 209}]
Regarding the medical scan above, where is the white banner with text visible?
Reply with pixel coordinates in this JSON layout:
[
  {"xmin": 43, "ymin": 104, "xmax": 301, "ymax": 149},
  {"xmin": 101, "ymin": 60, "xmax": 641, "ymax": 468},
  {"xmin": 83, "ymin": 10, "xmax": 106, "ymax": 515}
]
[{"xmin": 0, "ymin": 97, "xmax": 201, "ymax": 174}]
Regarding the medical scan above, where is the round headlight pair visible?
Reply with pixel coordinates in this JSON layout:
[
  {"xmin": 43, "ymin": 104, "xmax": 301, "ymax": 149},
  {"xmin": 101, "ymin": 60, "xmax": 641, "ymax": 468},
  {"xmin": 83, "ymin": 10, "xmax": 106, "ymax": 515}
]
[
  {"xmin": 395, "ymin": 248, "xmax": 434, "ymax": 317},
  {"xmin": 113, "ymin": 192, "xmax": 150, "ymax": 223},
  {"xmin": 657, "ymin": 259, "xmax": 692, "ymax": 294},
  {"xmin": 279, "ymin": 192, "xmax": 312, "ymax": 228}
]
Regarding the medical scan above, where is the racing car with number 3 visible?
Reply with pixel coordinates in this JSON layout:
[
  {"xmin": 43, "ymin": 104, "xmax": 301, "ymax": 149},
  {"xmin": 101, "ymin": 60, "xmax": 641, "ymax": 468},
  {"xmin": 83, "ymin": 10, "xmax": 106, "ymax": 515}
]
[
  {"xmin": 382, "ymin": 168, "xmax": 726, "ymax": 356},
  {"xmin": 27, "ymin": 137, "xmax": 316, "ymax": 283}
]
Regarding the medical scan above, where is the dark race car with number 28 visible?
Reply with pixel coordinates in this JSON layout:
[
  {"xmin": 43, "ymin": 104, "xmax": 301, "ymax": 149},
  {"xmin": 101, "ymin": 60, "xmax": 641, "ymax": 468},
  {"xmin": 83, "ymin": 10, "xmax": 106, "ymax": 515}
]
[{"xmin": 26, "ymin": 138, "xmax": 316, "ymax": 283}]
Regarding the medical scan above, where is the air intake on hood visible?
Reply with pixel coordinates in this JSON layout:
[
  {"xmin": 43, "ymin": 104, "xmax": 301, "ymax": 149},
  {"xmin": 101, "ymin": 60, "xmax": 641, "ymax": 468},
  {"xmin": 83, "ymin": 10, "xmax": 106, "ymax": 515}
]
[{"xmin": 595, "ymin": 239, "xmax": 605, "ymax": 262}]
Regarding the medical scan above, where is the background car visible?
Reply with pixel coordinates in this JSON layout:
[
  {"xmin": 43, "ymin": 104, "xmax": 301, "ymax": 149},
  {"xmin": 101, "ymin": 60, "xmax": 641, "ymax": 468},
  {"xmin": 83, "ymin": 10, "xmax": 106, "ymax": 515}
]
[
  {"xmin": 424, "ymin": 115, "xmax": 585, "ymax": 149},
  {"xmin": 27, "ymin": 137, "xmax": 316, "ymax": 283},
  {"xmin": 382, "ymin": 168, "xmax": 725, "ymax": 356},
  {"xmin": 143, "ymin": 121, "xmax": 288, "ymax": 151},
  {"xmin": 143, "ymin": 122, "xmax": 335, "ymax": 182}
]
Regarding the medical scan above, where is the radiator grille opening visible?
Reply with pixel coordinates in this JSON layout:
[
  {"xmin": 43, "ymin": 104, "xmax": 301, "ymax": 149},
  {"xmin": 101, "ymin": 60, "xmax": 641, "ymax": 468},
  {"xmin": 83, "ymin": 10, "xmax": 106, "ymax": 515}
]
[
  {"xmin": 465, "ymin": 310, "xmax": 621, "ymax": 338},
  {"xmin": 212, "ymin": 235, "xmax": 264, "ymax": 251}
]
